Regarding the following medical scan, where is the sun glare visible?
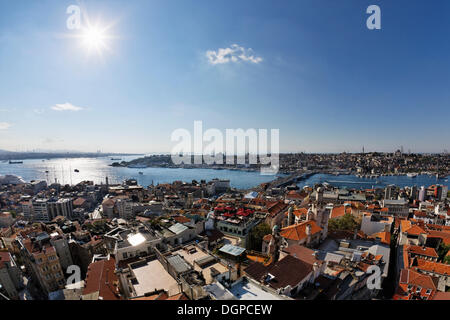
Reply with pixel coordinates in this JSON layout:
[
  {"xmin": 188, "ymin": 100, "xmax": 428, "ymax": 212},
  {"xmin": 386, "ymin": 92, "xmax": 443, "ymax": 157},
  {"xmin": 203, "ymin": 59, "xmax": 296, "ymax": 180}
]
[{"xmin": 81, "ymin": 26, "xmax": 109, "ymax": 54}]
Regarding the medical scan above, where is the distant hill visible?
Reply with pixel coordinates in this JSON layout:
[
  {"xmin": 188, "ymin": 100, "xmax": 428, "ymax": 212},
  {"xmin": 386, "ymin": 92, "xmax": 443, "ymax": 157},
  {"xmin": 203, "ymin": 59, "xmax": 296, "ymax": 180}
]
[{"xmin": 0, "ymin": 150, "xmax": 142, "ymax": 160}]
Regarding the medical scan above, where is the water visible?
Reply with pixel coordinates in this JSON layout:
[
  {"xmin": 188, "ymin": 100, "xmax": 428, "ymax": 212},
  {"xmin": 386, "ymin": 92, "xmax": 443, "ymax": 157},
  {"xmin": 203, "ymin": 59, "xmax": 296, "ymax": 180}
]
[
  {"xmin": 0, "ymin": 157, "xmax": 283, "ymax": 190},
  {"xmin": 0, "ymin": 157, "xmax": 448, "ymax": 190},
  {"xmin": 297, "ymin": 173, "xmax": 449, "ymax": 190}
]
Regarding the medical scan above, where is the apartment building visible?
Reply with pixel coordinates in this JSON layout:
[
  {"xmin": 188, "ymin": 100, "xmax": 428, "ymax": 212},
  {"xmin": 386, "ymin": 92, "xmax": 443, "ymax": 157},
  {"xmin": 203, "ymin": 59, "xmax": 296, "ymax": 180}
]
[
  {"xmin": 17, "ymin": 233, "xmax": 66, "ymax": 295},
  {"xmin": 0, "ymin": 251, "xmax": 23, "ymax": 299}
]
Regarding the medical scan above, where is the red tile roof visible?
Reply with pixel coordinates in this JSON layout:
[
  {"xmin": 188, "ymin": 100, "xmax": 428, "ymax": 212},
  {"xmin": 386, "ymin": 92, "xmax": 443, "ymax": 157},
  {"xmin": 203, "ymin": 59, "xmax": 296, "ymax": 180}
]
[
  {"xmin": 393, "ymin": 269, "xmax": 436, "ymax": 300},
  {"xmin": 405, "ymin": 225, "xmax": 426, "ymax": 236},
  {"xmin": 280, "ymin": 220, "xmax": 322, "ymax": 241},
  {"xmin": 282, "ymin": 245, "xmax": 320, "ymax": 266},
  {"xmin": 368, "ymin": 231, "xmax": 391, "ymax": 245},
  {"xmin": 413, "ymin": 258, "xmax": 450, "ymax": 276},
  {"xmin": 83, "ymin": 258, "xmax": 122, "ymax": 300},
  {"xmin": 330, "ymin": 205, "xmax": 352, "ymax": 219},
  {"xmin": 407, "ymin": 245, "xmax": 438, "ymax": 258}
]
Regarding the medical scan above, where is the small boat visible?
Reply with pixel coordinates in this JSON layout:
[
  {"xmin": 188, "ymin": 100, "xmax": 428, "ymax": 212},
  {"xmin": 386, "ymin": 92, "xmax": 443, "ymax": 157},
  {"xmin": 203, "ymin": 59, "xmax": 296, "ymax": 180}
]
[
  {"xmin": 9, "ymin": 160, "xmax": 23, "ymax": 164},
  {"xmin": 407, "ymin": 173, "xmax": 418, "ymax": 178},
  {"xmin": 139, "ymin": 172, "xmax": 144, "ymax": 175},
  {"xmin": 74, "ymin": 169, "xmax": 80, "ymax": 173}
]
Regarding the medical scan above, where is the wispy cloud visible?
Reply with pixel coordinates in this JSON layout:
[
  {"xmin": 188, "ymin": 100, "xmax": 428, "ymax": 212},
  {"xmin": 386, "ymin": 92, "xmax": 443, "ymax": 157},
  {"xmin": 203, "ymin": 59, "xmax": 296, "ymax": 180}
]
[
  {"xmin": 206, "ymin": 44, "xmax": 263, "ymax": 65},
  {"xmin": 0, "ymin": 122, "xmax": 12, "ymax": 130},
  {"xmin": 51, "ymin": 102, "xmax": 85, "ymax": 112},
  {"xmin": 34, "ymin": 108, "xmax": 45, "ymax": 114}
]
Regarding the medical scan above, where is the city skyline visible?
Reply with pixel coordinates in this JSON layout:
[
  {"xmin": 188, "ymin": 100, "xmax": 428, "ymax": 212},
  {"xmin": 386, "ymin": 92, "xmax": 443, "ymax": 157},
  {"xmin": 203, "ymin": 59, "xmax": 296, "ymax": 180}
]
[{"xmin": 0, "ymin": 0, "xmax": 449, "ymax": 154}]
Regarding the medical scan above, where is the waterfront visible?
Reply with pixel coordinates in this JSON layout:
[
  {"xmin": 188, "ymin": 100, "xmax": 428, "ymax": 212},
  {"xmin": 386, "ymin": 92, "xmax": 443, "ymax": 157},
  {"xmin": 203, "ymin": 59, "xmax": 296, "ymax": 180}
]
[
  {"xmin": 0, "ymin": 157, "xmax": 448, "ymax": 190},
  {"xmin": 0, "ymin": 157, "xmax": 284, "ymax": 190},
  {"xmin": 296, "ymin": 173, "xmax": 449, "ymax": 190}
]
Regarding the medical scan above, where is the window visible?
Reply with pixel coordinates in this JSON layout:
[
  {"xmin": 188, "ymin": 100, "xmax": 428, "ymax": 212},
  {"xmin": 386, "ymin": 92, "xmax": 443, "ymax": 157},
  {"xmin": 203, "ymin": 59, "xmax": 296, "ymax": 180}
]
[
  {"xmin": 123, "ymin": 252, "xmax": 128, "ymax": 259},
  {"xmin": 416, "ymin": 286, "xmax": 422, "ymax": 293},
  {"xmin": 425, "ymin": 289, "xmax": 432, "ymax": 295}
]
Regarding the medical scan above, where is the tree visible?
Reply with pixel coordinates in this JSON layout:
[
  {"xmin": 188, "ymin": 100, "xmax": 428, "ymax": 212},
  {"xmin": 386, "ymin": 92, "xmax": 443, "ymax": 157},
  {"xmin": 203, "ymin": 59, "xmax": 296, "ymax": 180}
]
[
  {"xmin": 328, "ymin": 214, "xmax": 361, "ymax": 232},
  {"xmin": 437, "ymin": 243, "xmax": 450, "ymax": 263},
  {"xmin": 248, "ymin": 223, "xmax": 271, "ymax": 251}
]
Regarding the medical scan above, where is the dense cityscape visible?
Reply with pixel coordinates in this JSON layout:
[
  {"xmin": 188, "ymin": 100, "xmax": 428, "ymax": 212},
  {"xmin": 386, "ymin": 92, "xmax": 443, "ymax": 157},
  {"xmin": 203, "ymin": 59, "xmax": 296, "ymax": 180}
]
[
  {"xmin": 0, "ymin": 151, "xmax": 449, "ymax": 301},
  {"xmin": 117, "ymin": 151, "xmax": 450, "ymax": 178},
  {"xmin": 1, "ymin": 1, "xmax": 449, "ymax": 314}
]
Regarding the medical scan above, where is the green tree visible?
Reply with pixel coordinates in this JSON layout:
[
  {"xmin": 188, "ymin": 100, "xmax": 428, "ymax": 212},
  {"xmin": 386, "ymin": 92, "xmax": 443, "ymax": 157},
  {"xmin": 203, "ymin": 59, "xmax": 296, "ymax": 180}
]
[
  {"xmin": 328, "ymin": 214, "xmax": 360, "ymax": 232},
  {"xmin": 437, "ymin": 243, "xmax": 450, "ymax": 263},
  {"xmin": 248, "ymin": 223, "xmax": 271, "ymax": 251}
]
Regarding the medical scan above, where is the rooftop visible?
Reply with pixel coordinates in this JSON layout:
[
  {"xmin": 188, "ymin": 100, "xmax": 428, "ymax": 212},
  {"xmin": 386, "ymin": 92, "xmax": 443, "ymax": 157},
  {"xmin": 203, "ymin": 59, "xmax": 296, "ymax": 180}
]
[
  {"xmin": 130, "ymin": 259, "xmax": 180, "ymax": 297},
  {"xmin": 229, "ymin": 278, "xmax": 282, "ymax": 300},
  {"xmin": 219, "ymin": 244, "xmax": 246, "ymax": 257}
]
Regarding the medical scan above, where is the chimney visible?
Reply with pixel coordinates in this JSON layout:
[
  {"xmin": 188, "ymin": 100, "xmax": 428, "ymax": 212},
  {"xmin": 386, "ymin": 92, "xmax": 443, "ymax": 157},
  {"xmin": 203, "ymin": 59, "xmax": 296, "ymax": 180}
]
[
  {"xmin": 306, "ymin": 223, "xmax": 312, "ymax": 236},
  {"xmin": 288, "ymin": 207, "xmax": 294, "ymax": 226}
]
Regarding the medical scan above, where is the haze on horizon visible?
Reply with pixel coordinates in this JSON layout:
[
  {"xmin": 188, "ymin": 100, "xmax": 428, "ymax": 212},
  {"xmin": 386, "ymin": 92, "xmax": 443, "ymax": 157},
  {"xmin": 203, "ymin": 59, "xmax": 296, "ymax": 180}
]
[{"xmin": 0, "ymin": 1, "xmax": 449, "ymax": 155}]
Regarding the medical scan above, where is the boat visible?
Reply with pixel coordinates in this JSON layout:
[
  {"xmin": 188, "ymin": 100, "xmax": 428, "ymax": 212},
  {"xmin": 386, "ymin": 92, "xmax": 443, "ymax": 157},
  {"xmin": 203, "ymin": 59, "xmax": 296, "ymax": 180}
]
[
  {"xmin": 74, "ymin": 169, "xmax": 79, "ymax": 173},
  {"xmin": 407, "ymin": 173, "xmax": 418, "ymax": 178},
  {"xmin": 9, "ymin": 160, "xmax": 23, "ymax": 164},
  {"xmin": 111, "ymin": 158, "xmax": 122, "ymax": 161},
  {"xmin": 139, "ymin": 172, "xmax": 144, "ymax": 175}
]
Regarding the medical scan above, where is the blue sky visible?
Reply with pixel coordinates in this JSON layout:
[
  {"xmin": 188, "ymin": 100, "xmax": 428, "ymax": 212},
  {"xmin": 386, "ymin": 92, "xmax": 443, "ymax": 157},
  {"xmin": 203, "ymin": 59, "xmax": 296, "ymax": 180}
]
[{"xmin": 0, "ymin": 0, "xmax": 449, "ymax": 154}]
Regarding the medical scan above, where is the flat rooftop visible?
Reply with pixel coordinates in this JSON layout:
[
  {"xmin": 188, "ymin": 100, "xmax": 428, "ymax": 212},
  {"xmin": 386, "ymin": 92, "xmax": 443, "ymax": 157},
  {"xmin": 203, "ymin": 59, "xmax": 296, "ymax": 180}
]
[
  {"xmin": 219, "ymin": 244, "xmax": 246, "ymax": 257},
  {"xmin": 174, "ymin": 245, "xmax": 228, "ymax": 284},
  {"xmin": 131, "ymin": 259, "xmax": 180, "ymax": 296},
  {"xmin": 230, "ymin": 279, "xmax": 282, "ymax": 300}
]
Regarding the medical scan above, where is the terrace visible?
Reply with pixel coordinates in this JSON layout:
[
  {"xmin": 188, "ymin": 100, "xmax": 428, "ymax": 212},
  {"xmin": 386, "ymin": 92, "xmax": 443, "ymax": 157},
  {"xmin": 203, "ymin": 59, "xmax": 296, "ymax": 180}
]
[
  {"xmin": 129, "ymin": 259, "xmax": 180, "ymax": 296},
  {"xmin": 174, "ymin": 245, "xmax": 229, "ymax": 284}
]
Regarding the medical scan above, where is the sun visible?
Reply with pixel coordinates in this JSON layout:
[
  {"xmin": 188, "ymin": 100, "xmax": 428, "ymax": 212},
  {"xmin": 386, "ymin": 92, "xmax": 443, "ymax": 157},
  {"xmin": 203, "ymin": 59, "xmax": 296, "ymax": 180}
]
[
  {"xmin": 81, "ymin": 25, "xmax": 109, "ymax": 54},
  {"xmin": 58, "ymin": 6, "xmax": 119, "ymax": 59}
]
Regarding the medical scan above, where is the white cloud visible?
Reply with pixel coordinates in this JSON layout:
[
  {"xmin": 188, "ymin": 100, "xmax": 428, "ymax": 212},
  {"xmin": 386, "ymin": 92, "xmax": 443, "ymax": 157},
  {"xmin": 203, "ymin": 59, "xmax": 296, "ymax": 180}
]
[
  {"xmin": 51, "ymin": 102, "xmax": 84, "ymax": 112},
  {"xmin": 0, "ymin": 122, "xmax": 12, "ymax": 130},
  {"xmin": 206, "ymin": 44, "xmax": 263, "ymax": 65}
]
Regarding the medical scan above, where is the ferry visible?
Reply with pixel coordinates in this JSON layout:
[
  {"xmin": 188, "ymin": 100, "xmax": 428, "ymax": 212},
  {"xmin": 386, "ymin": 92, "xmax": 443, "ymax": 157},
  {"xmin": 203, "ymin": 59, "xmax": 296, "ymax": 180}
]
[{"xmin": 9, "ymin": 160, "xmax": 23, "ymax": 164}]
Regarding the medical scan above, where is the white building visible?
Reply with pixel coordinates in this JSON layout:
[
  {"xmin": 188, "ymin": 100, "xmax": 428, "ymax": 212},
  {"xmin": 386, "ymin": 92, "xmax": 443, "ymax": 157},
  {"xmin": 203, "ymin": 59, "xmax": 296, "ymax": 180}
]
[
  {"xmin": 116, "ymin": 199, "xmax": 134, "ymax": 220},
  {"xmin": 32, "ymin": 198, "xmax": 50, "ymax": 222},
  {"xmin": 360, "ymin": 213, "xmax": 393, "ymax": 236},
  {"xmin": 382, "ymin": 199, "xmax": 409, "ymax": 217}
]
